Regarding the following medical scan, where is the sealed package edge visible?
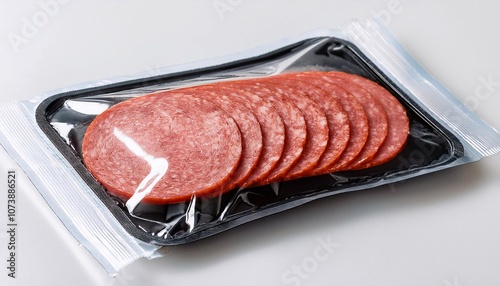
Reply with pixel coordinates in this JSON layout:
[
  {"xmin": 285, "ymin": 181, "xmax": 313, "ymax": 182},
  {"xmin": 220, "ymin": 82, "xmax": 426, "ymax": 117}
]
[{"xmin": 1, "ymin": 18, "xmax": 499, "ymax": 274}]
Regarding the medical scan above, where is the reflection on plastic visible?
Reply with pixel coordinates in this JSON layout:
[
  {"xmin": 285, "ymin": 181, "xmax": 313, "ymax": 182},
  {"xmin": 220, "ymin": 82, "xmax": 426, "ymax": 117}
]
[
  {"xmin": 65, "ymin": 100, "xmax": 110, "ymax": 115},
  {"xmin": 112, "ymin": 128, "xmax": 169, "ymax": 212},
  {"xmin": 51, "ymin": 122, "xmax": 74, "ymax": 145}
]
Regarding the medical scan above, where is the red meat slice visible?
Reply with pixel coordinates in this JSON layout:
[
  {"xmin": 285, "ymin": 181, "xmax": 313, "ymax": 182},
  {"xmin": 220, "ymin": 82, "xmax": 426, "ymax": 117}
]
[
  {"xmin": 185, "ymin": 83, "xmax": 286, "ymax": 187},
  {"xmin": 226, "ymin": 81, "xmax": 308, "ymax": 186},
  {"xmin": 327, "ymin": 71, "xmax": 409, "ymax": 169},
  {"xmin": 316, "ymin": 73, "xmax": 389, "ymax": 169},
  {"xmin": 251, "ymin": 79, "xmax": 330, "ymax": 181},
  {"xmin": 291, "ymin": 73, "xmax": 369, "ymax": 172},
  {"xmin": 269, "ymin": 74, "xmax": 350, "ymax": 176},
  {"xmin": 184, "ymin": 88, "xmax": 264, "ymax": 189},
  {"xmin": 82, "ymin": 92, "xmax": 242, "ymax": 204}
]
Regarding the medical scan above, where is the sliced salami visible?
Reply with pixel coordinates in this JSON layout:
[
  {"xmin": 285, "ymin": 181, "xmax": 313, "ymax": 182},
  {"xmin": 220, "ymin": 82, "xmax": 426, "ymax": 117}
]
[
  {"xmin": 82, "ymin": 92, "xmax": 242, "ymax": 204},
  {"xmin": 83, "ymin": 70, "xmax": 410, "ymax": 206},
  {"xmin": 254, "ymin": 79, "xmax": 330, "ymax": 180},
  {"xmin": 326, "ymin": 72, "xmax": 410, "ymax": 169},
  {"xmin": 184, "ymin": 89, "xmax": 263, "ymax": 189},
  {"xmin": 318, "ymin": 73, "xmax": 389, "ymax": 169},
  {"xmin": 292, "ymin": 73, "xmax": 369, "ymax": 172},
  {"xmin": 228, "ymin": 81, "xmax": 308, "ymax": 185},
  {"xmin": 186, "ymin": 83, "xmax": 286, "ymax": 187},
  {"xmin": 271, "ymin": 74, "xmax": 350, "ymax": 176}
]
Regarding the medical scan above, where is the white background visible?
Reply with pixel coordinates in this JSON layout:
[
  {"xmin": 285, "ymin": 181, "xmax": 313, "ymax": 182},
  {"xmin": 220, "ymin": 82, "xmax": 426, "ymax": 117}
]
[{"xmin": 1, "ymin": 1, "xmax": 499, "ymax": 285}]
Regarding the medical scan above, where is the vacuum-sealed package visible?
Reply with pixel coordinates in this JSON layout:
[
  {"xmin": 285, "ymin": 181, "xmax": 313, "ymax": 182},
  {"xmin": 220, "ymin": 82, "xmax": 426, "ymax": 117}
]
[{"xmin": 1, "ymin": 19, "xmax": 499, "ymax": 274}]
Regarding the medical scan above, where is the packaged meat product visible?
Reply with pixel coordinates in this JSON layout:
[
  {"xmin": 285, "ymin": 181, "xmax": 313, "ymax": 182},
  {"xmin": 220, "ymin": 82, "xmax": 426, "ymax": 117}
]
[{"xmin": 0, "ymin": 18, "xmax": 499, "ymax": 275}]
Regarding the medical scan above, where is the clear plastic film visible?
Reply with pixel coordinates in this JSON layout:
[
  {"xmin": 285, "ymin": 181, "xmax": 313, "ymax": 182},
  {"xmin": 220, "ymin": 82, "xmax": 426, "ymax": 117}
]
[{"xmin": 0, "ymin": 18, "xmax": 499, "ymax": 274}]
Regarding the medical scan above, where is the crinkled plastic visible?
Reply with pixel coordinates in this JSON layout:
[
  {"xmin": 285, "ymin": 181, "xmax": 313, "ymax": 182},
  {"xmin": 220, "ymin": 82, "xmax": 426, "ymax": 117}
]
[{"xmin": 0, "ymin": 18, "xmax": 499, "ymax": 274}]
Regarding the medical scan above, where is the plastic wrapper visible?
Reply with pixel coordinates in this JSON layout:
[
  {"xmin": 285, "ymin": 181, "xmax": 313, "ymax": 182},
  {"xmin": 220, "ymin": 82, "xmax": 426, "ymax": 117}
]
[{"xmin": 1, "ymin": 18, "xmax": 499, "ymax": 274}]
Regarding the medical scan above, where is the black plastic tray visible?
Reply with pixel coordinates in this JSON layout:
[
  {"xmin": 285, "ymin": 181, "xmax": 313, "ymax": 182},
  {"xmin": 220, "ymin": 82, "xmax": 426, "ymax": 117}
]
[{"xmin": 36, "ymin": 37, "xmax": 464, "ymax": 245}]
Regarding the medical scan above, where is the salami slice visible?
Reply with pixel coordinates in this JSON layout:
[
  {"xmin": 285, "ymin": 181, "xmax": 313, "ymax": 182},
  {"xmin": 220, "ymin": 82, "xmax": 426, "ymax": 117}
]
[
  {"xmin": 271, "ymin": 74, "xmax": 350, "ymax": 176},
  {"xmin": 255, "ymin": 79, "xmax": 330, "ymax": 180},
  {"xmin": 228, "ymin": 81, "xmax": 307, "ymax": 185},
  {"xmin": 292, "ymin": 73, "xmax": 369, "ymax": 172},
  {"xmin": 82, "ymin": 93, "xmax": 243, "ymax": 204},
  {"xmin": 318, "ymin": 73, "xmax": 389, "ymax": 169},
  {"xmin": 185, "ymin": 89, "xmax": 263, "ymax": 189},
  {"xmin": 186, "ymin": 83, "xmax": 286, "ymax": 187},
  {"xmin": 327, "ymin": 72, "xmax": 409, "ymax": 169}
]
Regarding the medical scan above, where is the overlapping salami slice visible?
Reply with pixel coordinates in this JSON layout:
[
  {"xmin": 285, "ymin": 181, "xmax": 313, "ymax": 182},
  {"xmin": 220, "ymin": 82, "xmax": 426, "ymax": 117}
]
[
  {"xmin": 228, "ymin": 81, "xmax": 308, "ymax": 185},
  {"xmin": 326, "ymin": 72, "xmax": 409, "ymax": 169},
  {"xmin": 291, "ymin": 73, "xmax": 370, "ymax": 172},
  {"xmin": 317, "ymin": 73, "xmax": 389, "ymax": 169},
  {"xmin": 185, "ymin": 89, "xmax": 263, "ymax": 189},
  {"xmin": 268, "ymin": 74, "xmax": 350, "ymax": 176},
  {"xmin": 252, "ymin": 80, "xmax": 330, "ymax": 181},
  {"xmin": 82, "ymin": 92, "xmax": 243, "ymax": 204},
  {"xmin": 186, "ymin": 83, "xmax": 286, "ymax": 187}
]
